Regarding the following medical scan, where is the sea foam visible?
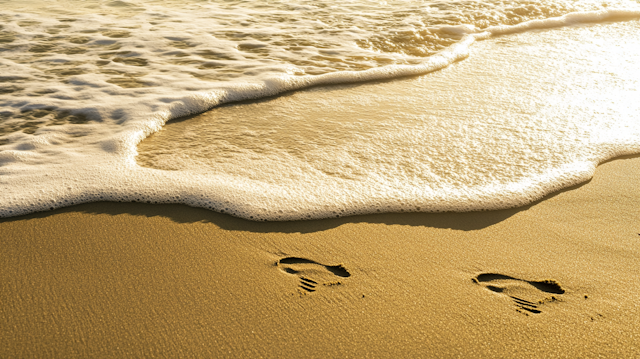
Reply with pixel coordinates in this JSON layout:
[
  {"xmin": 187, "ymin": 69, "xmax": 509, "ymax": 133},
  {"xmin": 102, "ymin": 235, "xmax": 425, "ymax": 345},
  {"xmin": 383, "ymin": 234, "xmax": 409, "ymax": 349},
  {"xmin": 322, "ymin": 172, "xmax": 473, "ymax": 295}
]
[{"xmin": 1, "ymin": 2, "xmax": 640, "ymax": 220}]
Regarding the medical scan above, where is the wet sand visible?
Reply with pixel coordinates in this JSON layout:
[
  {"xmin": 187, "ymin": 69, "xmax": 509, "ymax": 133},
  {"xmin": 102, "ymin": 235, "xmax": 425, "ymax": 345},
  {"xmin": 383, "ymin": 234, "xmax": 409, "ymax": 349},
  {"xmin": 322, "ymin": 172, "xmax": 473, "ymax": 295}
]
[{"xmin": 1, "ymin": 155, "xmax": 639, "ymax": 357}]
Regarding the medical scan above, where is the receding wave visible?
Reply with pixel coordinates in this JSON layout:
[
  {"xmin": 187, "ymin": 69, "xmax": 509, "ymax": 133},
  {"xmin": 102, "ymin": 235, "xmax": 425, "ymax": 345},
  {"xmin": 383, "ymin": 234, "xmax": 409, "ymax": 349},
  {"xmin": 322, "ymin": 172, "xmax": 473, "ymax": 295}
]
[{"xmin": 1, "ymin": 1, "xmax": 640, "ymax": 220}]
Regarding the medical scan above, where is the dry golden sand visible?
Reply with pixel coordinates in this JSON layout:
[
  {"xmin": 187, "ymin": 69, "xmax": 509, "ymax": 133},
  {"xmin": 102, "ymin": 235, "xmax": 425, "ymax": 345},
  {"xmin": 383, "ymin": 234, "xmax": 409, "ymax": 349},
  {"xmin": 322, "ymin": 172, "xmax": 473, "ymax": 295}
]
[{"xmin": 1, "ymin": 155, "xmax": 639, "ymax": 357}]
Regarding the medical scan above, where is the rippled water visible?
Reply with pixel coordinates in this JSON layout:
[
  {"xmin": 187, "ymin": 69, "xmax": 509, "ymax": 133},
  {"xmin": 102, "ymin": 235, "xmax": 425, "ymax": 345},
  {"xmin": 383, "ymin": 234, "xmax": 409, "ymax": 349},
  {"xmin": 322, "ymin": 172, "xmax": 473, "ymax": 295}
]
[
  {"xmin": 1, "ymin": 0, "xmax": 637, "ymax": 136},
  {"xmin": 1, "ymin": 0, "xmax": 640, "ymax": 220}
]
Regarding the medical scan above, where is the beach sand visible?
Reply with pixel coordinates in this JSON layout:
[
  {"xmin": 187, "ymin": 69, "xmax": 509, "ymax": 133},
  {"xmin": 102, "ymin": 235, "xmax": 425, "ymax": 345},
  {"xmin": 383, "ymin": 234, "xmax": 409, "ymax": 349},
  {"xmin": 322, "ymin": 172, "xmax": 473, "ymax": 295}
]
[
  {"xmin": 2, "ymin": 23, "xmax": 640, "ymax": 357},
  {"xmin": 1, "ymin": 155, "xmax": 639, "ymax": 357}
]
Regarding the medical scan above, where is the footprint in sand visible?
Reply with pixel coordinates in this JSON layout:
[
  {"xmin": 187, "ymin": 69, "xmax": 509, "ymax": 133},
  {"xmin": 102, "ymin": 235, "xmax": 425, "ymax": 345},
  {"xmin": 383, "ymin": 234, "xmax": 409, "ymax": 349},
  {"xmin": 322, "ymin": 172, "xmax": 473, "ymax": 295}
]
[
  {"xmin": 473, "ymin": 273, "xmax": 565, "ymax": 315},
  {"xmin": 277, "ymin": 257, "xmax": 350, "ymax": 293}
]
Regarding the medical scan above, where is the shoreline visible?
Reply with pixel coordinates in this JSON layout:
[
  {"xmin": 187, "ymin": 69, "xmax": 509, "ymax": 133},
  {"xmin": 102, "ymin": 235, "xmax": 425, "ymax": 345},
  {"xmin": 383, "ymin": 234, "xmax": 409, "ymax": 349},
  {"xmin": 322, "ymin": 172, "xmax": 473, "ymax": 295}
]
[
  {"xmin": 4, "ymin": 20, "xmax": 640, "ymax": 221},
  {"xmin": 7, "ymin": 153, "xmax": 639, "ymax": 231},
  {"xmin": 2, "ymin": 155, "xmax": 639, "ymax": 357},
  {"xmin": 2, "ymin": 18, "xmax": 640, "ymax": 358}
]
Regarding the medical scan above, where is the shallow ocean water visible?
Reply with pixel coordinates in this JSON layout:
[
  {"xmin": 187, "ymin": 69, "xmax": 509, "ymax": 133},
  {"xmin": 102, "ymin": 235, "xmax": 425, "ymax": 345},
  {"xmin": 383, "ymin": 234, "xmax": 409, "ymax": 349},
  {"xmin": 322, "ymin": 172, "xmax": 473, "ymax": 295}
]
[
  {"xmin": 1, "ymin": 0, "xmax": 639, "ymax": 220},
  {"xmin": 138, "ymin": 21, "xmax": 640, "ymax": 219}
]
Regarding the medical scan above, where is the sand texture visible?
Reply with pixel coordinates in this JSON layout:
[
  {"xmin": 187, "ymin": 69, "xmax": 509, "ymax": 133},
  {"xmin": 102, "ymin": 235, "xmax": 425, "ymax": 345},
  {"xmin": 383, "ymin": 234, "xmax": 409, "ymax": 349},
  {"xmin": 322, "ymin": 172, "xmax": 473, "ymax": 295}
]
[{"xmin": 1, "ymin": 155, "xmax": 639, "ymax": 357}]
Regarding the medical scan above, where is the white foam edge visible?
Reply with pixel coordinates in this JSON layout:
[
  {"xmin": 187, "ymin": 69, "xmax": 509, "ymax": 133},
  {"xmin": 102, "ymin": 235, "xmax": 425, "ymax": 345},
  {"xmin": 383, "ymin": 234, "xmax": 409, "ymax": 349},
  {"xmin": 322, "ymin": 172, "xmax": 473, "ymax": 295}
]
[
  {"xmin": 486, "ymin": 8, "xmax": 640, "ymax": 35},
  {"xmin": 2, "ymin": 144, "xmax": 638, "ymax": 221}
]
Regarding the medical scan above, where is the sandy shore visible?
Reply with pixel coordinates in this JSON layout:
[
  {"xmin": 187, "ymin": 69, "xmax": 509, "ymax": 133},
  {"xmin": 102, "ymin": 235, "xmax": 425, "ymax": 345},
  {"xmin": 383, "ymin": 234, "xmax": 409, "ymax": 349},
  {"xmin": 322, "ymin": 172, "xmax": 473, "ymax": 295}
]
[
  {"xmin": 2, "ymin": 154, "xmax": 639, "ymax": 357},
  {"xmin": 3, "ymin": 22, "xmax": 640, "ymax": 358}
]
